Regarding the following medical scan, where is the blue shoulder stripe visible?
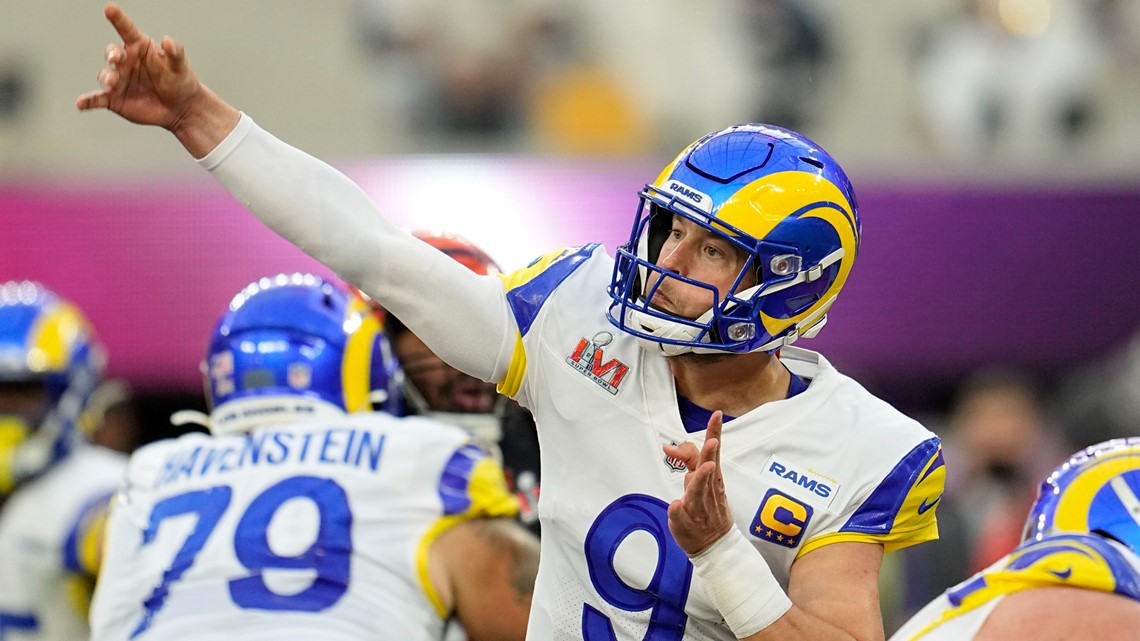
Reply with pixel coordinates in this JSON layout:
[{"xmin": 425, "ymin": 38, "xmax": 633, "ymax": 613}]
[
  {"xmin": 62, "ymin": 490, "xmax": 115, "ymax": 574},
  {"xmin": 840, "ymin": 437, "xmax": 943, "ymax": 535},
  {"xmin": 438, "ymin": 444, "xmax": 490, "ymax": 516},
  {"xmin": 1017, "ymin": 533, "xmax": 1140, "ymax": 600},
  {"xmin": 504, "ymin": 244, "xmax": 599, "ymax": 337}
]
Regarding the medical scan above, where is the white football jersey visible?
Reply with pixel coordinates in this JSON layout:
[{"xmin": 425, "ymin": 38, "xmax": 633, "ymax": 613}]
[
  {"xmin": 496, "ymin": 245, "xmax": 946, "ymax": 641},
  {"xmin": 889, "ymin": 532, "xmax": 1140, "ymax": 641},
  {"xmin": 89, "ymin": 413, "xmax": 518, "ymax": 641},
  {"xmin": 0, "ymin": 444, "xmax": 126, "ymax": 641}
]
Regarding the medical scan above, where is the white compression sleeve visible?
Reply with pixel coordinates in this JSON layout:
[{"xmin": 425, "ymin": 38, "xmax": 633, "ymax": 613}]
[{"xmin": 196, "ymin": 114, "xmax": 516, "ymax": 383}]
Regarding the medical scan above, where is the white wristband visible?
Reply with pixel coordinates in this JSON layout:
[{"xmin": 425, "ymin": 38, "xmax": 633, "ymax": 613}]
[{"xmin": 689, "ymin": 527, "xmax": 792, "ymax": 638}]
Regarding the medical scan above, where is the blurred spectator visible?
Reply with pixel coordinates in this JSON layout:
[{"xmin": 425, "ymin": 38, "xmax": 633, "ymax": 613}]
[
  {"xmin": 353, "ymin": 0, "xmax": 563, "ymax": 150},
  {"xmin": 544, "ymin": 0, "xmax": 761, "ymax": 153},
  {"xmin": 942, "ymin": 367, "xmax": 1067, "ymax": 571},
  {"xmin": 880, "ymin": 366, "xmax": 1069, "ymax": 634},
  {"xmin": 528, "ymin": 61, "xmax": 649, "ymax": 155},
  {"xmin": 742, "ymin": 0, "xmax": 834, "ymax": 131},
  {"xmin": 1054, "ymin": 326, "xmax": 1140, "ymax": 451},
  {"xmin": 531, "ymin": 0, "xmax": 834, "ymax": 154},
  {"xmin": 912, "ymin": 0, "xmax": 1109, "ymax": 163}
]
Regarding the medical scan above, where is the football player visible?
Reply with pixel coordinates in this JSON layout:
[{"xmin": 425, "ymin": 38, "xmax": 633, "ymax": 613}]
[
  {"xmin": 888, "ymin": 437, "xmax": 1140, "ymax": 640},
  {"xmin": 88, "ymin": 274, "xmax": 538, "ymax": 641},
  {"xmin": 355, "ymin": 232, "xmax": 541, "ymax": 532},
  {"xmin": 0, "ymin": 281, "xmax": 128, "ymax": 641},
  {"xmin": 78, "ymin": 7, "xmax": 945, "ymax": 640}
]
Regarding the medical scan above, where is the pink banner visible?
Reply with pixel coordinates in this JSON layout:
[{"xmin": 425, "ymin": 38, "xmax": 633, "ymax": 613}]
[{"xmin": 4, "ymin": 162, "xmax": 1140, "ymax": 392}]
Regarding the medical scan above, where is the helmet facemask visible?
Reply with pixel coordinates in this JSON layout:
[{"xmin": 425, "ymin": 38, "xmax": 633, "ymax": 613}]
[
  {"xmin": 608, "ymin": 185, "xmax": 839, "ymax": 356},
  {"xmin": 606, "ymin": 123, "xmax": 860, "ymax": 357}
]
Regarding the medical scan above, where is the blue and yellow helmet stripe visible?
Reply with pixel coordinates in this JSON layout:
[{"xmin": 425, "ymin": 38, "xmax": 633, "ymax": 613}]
[
  {"xmin": 206, "ymin": 274, "xmax": 402, "ymax": 422},
  {"xmin": 1025, "ymin": 437, "xmax": 1140, "ymax": 555},
  {"xmin": 609, "ymin": 123, "xmax": 861, "ymax": 353}
]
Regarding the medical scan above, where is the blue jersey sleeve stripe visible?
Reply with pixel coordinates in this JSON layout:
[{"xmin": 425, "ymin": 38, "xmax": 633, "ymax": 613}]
[
  {"xmin": 505, "ymin": 244, "xmax": 598, "ymax": 337},
  {"xmin": 62, "ymin": 490, "xmax": 115, "ymax": 574},
  {"xmin": 1011, "ymin": 533, "xmax": 1140, "ymax": 600},
  {"xmin": 840, "ymin": 437, "xmax": 942, "ymax": 535},
  {"xmin": 918, "ymin": 447, "xmax": 945, "ymax": 484},
  {"xmin": 437, "ymin": 444, "xmax": 488, "ymax": 516},
  {"xmin": 1069, "ymin": 534, "xmax": 1140, "ymax": 599}
]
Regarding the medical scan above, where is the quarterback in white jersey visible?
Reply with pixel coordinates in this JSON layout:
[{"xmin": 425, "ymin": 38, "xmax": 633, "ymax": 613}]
[
  {"xmin": 80, "ymin": 11, "xmax": 944, "ymax": 640},
  {"xmin": 89, "ymin": 275, "xmax": 537, "ymax": 641},
  {"xmin": 890, "ymin": 438, "xmax": 1140, "ymax": 641},
  {"xmin": 495, "ymin": 245, "xmax": 943, "ymax": 640},
  {"xmin": 0, "ymin": 281, "xmax": 128, "ymax": 641}
]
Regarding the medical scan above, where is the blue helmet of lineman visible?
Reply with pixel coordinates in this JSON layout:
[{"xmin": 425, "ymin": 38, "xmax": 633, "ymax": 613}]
[
  {"xmin": 1023, "ymin": 437, "xmax": 1140, "ymax": 554},
  {"xmin": 607, "ymin": 124, "xmax": 861, "ymax": 355},
  {"xmin": 203, "ymin": 274, "xmax": 402, "ymax": 435},
  {"xmin": 0, "ymin": 281, "xmax": 105, "ymax": 492}
]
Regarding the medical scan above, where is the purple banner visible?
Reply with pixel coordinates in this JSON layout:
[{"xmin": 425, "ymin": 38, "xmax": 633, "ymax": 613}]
[{"xmin": 3, "ymin": 161, "xmax": 1139, "ymax": 392}]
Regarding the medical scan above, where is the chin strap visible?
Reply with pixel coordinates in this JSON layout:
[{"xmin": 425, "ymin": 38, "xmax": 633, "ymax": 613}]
[{"xmin": 170, "ymin": 410, "xmax": 213, "ymax": 430}]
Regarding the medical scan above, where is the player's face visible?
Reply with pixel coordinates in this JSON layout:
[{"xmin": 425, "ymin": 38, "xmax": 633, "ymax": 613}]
[
  {"xmin": 0, "ymin": 382, "xmax": 49, "ymax": 446},
  {"xmin": 646, "ymin": 215, "xmax": 756, "ymax": 320},
  {"xmin": 0, "ymin": 381, "xmax": 49, "ymax": 424},
  {"xmin": 392, "ymin": 332, "xmax": 498, "ymax": 413}
]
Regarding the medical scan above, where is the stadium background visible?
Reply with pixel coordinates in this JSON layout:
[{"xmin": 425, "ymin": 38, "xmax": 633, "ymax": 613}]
[{"xmin": 5, "ymin": 0, "xmax": 1139, "ymax": 432}]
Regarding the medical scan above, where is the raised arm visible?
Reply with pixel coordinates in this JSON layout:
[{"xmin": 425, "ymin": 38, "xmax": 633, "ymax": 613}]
[
  {"xmin": 74, "ymin": 4, "xmax": 238, "ymax": 157},
  {"xmin": 77, "ymin": 4, "xmax": 514, "ymax": 382}
]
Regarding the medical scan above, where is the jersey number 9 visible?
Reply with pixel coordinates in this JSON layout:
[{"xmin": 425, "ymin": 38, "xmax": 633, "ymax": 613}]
[{"xmin": 583, "ymin": 494, "xmax": 694, "ymax": 641}]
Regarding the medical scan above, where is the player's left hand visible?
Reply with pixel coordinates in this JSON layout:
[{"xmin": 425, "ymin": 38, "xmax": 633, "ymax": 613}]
[{"xmin": 664, "ymin": 411, "xmax": 735, "ymax": 555}]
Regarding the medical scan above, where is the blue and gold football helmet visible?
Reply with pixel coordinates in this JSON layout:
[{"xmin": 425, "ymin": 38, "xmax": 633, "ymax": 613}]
[
  {"xmin": 203, "ymin": 274, "xmax": 402, "ymax": 435},
  {"xmin": 0, "ymin": 281, "xmax": 105, "ymax": 492},
  {"xmin": 607, "ymin": 124, "xmax": 860, "ymax": 355},
  {"xmin": 1023, "ymin": 437, "xmax": 1140, "ymax": 554}
]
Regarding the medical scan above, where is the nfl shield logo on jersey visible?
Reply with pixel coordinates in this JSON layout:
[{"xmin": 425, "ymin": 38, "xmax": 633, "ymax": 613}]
[
  {"xmin": 664, "ymin": 441, "xmax": 687, "ymax": 472},
  {"xmin": 287, "ymin": 363, "xmax": 312, "ymax": 390}
]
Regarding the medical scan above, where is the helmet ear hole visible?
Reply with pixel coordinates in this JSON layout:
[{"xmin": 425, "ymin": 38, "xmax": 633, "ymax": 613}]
[
  {"xmin": 786, "ymin": 294, "xmax": 819, "ymax": 315},
  {"xmin": 645, "ymin": 203, "xmax": 672, "ymax": 265},
  {"xmin": 1091, "ymin": 529, "xmax": 1126, "ymax": 546}
]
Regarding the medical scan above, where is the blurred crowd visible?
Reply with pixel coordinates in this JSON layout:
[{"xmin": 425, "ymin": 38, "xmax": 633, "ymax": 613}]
[
  {"xmin": 7, "ymin": 0, "xmax": 1138, "ymax": 174},
  {"xmin": 347, "ymin": 0, "xmax": 1140, "ymax": 167},
  {"xmin": 880, "ymin": 333, "xmax": 1140, "ymax": 633}
]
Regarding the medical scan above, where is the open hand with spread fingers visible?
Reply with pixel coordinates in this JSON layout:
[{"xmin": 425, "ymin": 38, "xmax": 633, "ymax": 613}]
[
  {"xmin": 76, "ymin": 3, "xmax": 199, "ymax": 127},
  {"xmin": 76, "ymin": 3, "xmax": 238, "ymax": 156},
  {"xmin": 663, "ymin": 410, "xmax": 736, "ymax": 555}
]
